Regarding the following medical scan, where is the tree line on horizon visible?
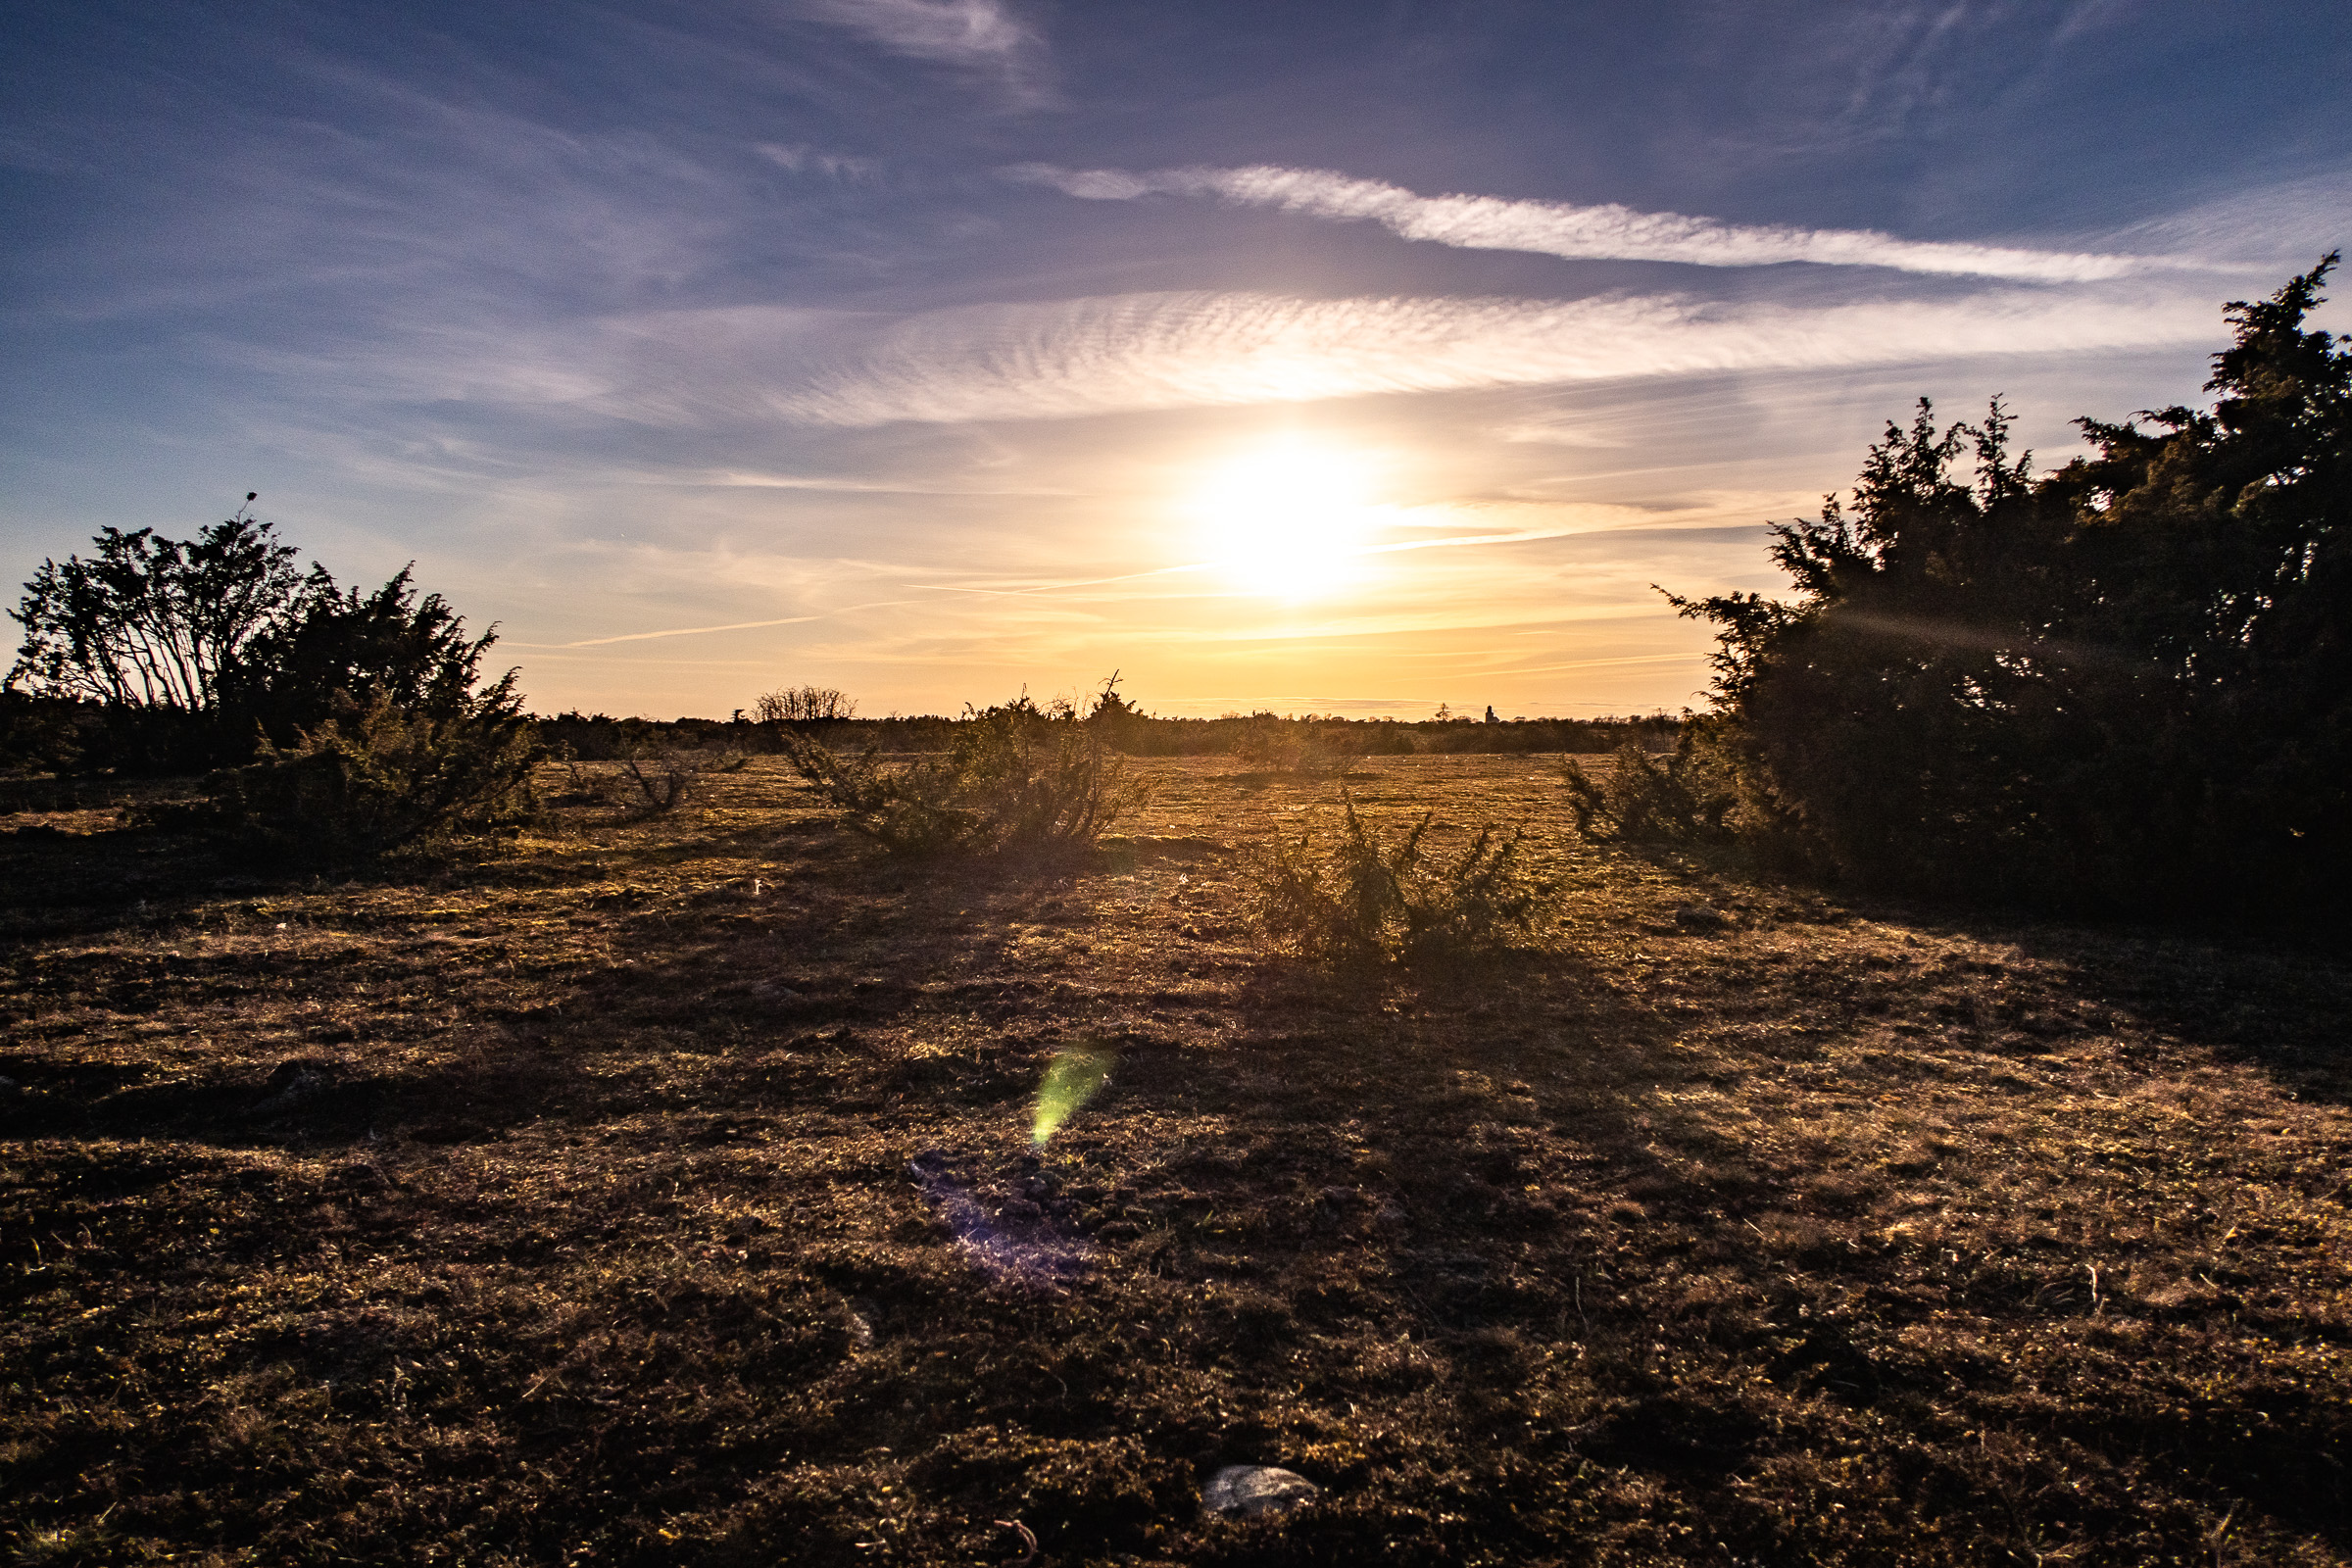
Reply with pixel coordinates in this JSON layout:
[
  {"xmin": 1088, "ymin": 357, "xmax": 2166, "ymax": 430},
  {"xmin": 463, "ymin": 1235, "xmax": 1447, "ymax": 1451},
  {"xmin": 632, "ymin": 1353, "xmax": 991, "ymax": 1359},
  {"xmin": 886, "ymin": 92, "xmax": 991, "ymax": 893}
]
[
  {"xmin": 531, "ymin": 701, "xmax": 1684, "ymax": 765},
  {"xmin": 0, "ymin": 506, "xmax": 1679, "ymax": 848},
  {"xmin": 0, "ymin": 516, "xmax": 1681, "ymax": 781}
]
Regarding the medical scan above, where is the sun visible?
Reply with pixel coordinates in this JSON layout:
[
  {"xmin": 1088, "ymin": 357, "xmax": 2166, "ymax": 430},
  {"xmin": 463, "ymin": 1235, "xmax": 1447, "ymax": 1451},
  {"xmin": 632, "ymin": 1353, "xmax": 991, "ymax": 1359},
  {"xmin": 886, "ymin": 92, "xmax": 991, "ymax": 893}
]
[{"xmin": 1189, "ymin": 441, "xmax": 1380, "ymax": 597}]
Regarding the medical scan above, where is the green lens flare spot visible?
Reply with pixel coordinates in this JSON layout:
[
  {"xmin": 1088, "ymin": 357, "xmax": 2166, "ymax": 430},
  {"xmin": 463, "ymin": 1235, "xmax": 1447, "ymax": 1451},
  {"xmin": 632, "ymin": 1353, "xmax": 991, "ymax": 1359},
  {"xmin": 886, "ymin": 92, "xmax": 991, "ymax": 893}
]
[{"xmin": 1032, "ymin": 1044, "xmax": 1113, "ymax": 1147}]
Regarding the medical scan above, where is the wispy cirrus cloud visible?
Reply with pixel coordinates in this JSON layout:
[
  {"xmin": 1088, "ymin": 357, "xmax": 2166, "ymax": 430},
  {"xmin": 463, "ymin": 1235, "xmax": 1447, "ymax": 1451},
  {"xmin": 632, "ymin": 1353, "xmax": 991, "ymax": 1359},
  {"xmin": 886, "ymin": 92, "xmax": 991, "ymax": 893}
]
[
  {"xmin": 314, "ymin": 280, "xmax": 2226, "ymax": 431},
  {"xmin": 755, "ymin": 143, "xmax": 881, "ymax": 181},
  {"xmin": 773, "ymin": 283, "xmax": 2223, "ymax": 426},
  {"xmin": 802, "ymin": 0, "xmax": 1051, "ymax": 102},
  {"xmin": 1004, "ymin": 163, "xmax": 2186, "ymax": 282}
]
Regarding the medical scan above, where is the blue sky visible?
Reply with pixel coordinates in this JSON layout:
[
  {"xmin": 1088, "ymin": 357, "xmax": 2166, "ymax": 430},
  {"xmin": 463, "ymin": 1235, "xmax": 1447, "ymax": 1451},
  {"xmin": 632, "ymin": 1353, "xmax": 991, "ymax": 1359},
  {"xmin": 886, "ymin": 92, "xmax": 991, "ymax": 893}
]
[{"xmin": 4, "ymin": 0, "xmax": 2346, "ymax": 717}]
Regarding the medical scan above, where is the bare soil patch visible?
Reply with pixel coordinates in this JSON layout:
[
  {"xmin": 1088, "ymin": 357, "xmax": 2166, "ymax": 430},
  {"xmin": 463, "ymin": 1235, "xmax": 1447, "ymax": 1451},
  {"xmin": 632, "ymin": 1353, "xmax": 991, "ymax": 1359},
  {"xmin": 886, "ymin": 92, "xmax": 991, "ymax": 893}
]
[{"xmin": 3, "ymin": 756, "xmax": 2347, "ymax": 1564}]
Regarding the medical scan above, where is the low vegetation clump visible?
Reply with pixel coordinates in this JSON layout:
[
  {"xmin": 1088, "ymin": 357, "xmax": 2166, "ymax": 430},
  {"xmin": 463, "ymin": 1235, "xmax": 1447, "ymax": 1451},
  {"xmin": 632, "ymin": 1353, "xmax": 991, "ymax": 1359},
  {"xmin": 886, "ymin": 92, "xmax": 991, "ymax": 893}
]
[
  {"xmin": 174, "ymin": 689, "xmax": 540, "ymax": 859},
  {"xmin": 1250, "ymin": 792, "xmax": 1554, "ymax": 966},
  {"xmin": 783, "ymin": 691, "xmax": 1152, "ymax": 857},
  {"xmin": 620, "ymin": 747, "xmax": 745, "ymax": 815},
  {"xmin": 1225, "ymin": 713, "xmax": 1361, "ymax": 777},
  {"xmin": 1560, "ymin": 731, "xmax": 1738, "ymax": 847},
  {"xmin": 753, "ymin": 683, "xmax": 858, "ymax": 723},
  {"xmin": 6, "ymin": 496, "xmax": 539, "ymax": 862}
]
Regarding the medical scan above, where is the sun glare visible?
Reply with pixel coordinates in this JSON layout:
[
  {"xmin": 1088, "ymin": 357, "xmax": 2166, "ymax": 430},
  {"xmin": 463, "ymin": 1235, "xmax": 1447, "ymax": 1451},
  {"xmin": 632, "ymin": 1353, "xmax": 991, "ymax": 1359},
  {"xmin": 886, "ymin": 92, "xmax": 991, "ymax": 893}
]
[{"xmin": 1189, "ymin": 442, "xmax": 1380, "ymax": 597}]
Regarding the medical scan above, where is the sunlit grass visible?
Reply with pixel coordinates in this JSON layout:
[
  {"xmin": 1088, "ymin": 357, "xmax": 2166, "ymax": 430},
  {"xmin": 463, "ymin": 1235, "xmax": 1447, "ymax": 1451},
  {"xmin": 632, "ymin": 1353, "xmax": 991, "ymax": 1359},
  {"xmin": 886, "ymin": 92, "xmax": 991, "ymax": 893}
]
[{"xmin": 2, "ymin": 754, "xmax": 2346, "ymax": 1563}]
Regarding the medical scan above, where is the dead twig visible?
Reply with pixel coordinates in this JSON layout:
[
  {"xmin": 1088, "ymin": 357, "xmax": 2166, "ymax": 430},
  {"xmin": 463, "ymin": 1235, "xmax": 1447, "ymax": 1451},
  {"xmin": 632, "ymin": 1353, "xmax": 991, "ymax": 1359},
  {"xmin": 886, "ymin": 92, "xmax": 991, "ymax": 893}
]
[{"xmin": 994, "ymin": 1517, "xmax": 1038, "ymax": 1565}]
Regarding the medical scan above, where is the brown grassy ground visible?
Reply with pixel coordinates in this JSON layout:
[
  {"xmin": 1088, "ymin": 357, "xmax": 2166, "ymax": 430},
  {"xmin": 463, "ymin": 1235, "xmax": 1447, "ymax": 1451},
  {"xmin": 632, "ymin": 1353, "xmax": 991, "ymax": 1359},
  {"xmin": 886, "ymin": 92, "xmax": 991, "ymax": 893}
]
[{"xmin": 2, "ymin": 755, "xmax": 2347, "ymax": 1566}]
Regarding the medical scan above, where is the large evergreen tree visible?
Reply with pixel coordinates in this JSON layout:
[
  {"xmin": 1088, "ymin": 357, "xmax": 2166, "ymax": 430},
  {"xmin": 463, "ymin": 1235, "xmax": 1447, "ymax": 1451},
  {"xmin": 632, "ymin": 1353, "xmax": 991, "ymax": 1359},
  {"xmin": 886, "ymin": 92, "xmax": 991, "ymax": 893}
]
[{"xmin": 1675, "ymin": 256, "xmax": 2351, "ymax": 912}]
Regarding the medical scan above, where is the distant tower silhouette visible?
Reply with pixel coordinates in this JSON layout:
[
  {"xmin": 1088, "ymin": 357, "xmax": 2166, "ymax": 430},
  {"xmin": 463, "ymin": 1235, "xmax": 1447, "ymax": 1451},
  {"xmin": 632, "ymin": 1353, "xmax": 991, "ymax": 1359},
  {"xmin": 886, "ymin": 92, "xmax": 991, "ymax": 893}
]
[{"xmin": 1484, "ymin": 705, "xmax": 1497, "ymax": 723}]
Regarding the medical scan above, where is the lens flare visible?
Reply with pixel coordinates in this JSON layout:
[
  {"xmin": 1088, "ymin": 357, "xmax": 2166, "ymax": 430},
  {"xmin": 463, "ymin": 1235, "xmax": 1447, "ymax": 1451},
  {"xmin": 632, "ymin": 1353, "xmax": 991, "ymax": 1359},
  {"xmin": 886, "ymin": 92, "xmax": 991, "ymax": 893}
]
[
  {"xmin": 1032, "ymin": 1043, "xmax": 1113, "ymax": 1146},
  {"xmin": 906, "ymin": 1148, "xmax": 1088, "ymax": 1291}
]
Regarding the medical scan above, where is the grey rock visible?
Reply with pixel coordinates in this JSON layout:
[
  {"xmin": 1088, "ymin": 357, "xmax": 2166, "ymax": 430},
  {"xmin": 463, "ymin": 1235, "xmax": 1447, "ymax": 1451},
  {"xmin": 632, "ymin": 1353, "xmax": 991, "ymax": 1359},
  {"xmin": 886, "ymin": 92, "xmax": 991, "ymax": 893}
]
[
  {"xmin": 1674, "ymin": 903, "xmax": 1732, "ymax": 929},
  {"xmin": 1204, "ymin": 1465, "xmax": 1319, "ymax": 1517},
  {"xmin": 255, "ymin": 1058, "xmax": 336, "ymax": 1114}
]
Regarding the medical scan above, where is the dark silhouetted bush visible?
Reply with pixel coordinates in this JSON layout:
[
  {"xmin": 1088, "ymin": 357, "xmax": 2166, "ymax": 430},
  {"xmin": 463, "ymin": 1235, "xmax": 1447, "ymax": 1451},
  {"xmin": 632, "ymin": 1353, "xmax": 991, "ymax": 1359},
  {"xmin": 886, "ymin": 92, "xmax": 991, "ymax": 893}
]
[
  {"xmin": 1670, "ymin": 257, "xmax": 2352, "ymax": 913},
  {"xmin": 9, "ymin": 497, "xmax": 523, "ymax": 775},
  {"xmin": 179, "ymin": 691, "xmax": 539, "ymax": 859},
  {"xmin": 220, "ymin": 564, "xmax": 509, "ymax": 752},
  {"xmin": 0, "ymin": 690, "xmax": 98, "ymax": 776},
  {"xmin": 1556, "ymin": 720, "xmax": 1813, "ymax": 870},
  {"xmin": 10, "ymin": 499, "xmax": 298, "ymax": 718},
  {"xmin": 754, "ymin": 685, "xmax": 857, "ymax": 723}
]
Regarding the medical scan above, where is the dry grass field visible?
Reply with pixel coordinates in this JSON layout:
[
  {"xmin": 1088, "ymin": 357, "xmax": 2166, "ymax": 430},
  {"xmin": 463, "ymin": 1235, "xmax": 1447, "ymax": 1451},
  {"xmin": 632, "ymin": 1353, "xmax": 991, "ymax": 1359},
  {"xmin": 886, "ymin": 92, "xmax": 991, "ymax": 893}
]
[{"xmin": 3, "ymin": 755, "xmax": 2348, "ymax": 1565}]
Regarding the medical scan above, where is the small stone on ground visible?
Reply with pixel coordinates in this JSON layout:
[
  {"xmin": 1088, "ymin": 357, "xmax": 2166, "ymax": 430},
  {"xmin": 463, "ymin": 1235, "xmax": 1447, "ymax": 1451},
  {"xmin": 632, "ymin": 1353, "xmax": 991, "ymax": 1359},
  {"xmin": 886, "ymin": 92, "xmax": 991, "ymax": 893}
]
[{"xmin": 1203, "ymin": 1464, "xmax": 1319, "ymax": 1517}]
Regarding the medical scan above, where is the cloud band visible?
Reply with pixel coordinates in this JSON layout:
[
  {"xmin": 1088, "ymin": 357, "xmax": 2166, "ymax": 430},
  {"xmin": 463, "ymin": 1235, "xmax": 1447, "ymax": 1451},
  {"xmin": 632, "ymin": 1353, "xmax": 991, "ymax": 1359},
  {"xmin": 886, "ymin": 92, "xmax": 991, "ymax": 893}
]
[
  {"xmin": 776, "ymin": 284, "xmax": 2222, "ymax": 426},
  {"xmin": 1005, "ymin": 163, "xmax": 2170, "ymax": 282}
]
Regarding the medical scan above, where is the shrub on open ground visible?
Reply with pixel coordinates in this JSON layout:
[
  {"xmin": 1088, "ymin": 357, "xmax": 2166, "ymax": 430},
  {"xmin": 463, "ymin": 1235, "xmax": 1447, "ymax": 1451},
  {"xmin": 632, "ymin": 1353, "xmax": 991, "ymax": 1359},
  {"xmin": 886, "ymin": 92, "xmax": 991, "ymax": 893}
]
[
  {"xmin": 172, "ymin": 691, "xmax": 540, "ymax": 859},
  {"xmin": 547, "ymin": 746, "xmax": 613, "ymax": 806},
  {"xmin": 620, "ymin": 748, "xmax": 744, "ymax": 814},
  {"xmin": 1225, "ymin": 713, "xmax": 1360, "ymax": 776},
  {"xmin": 782, "ymin": 698, "xmax": 1152, "ymax": 857},
  {"xmin": 1562, "ymin": 737, "xmax": 1728, "ymax": 846},
  {"xmin": 1250, "ymin": 792, "xmax": 1554, "ymax": 966},
  {"xmin": 1561, "ymin": 719, "xmax": 1791, "ymax": 844},
  {"xmin": 753, "ymin": 684, "xmax": 857, "ymax": 723}
]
